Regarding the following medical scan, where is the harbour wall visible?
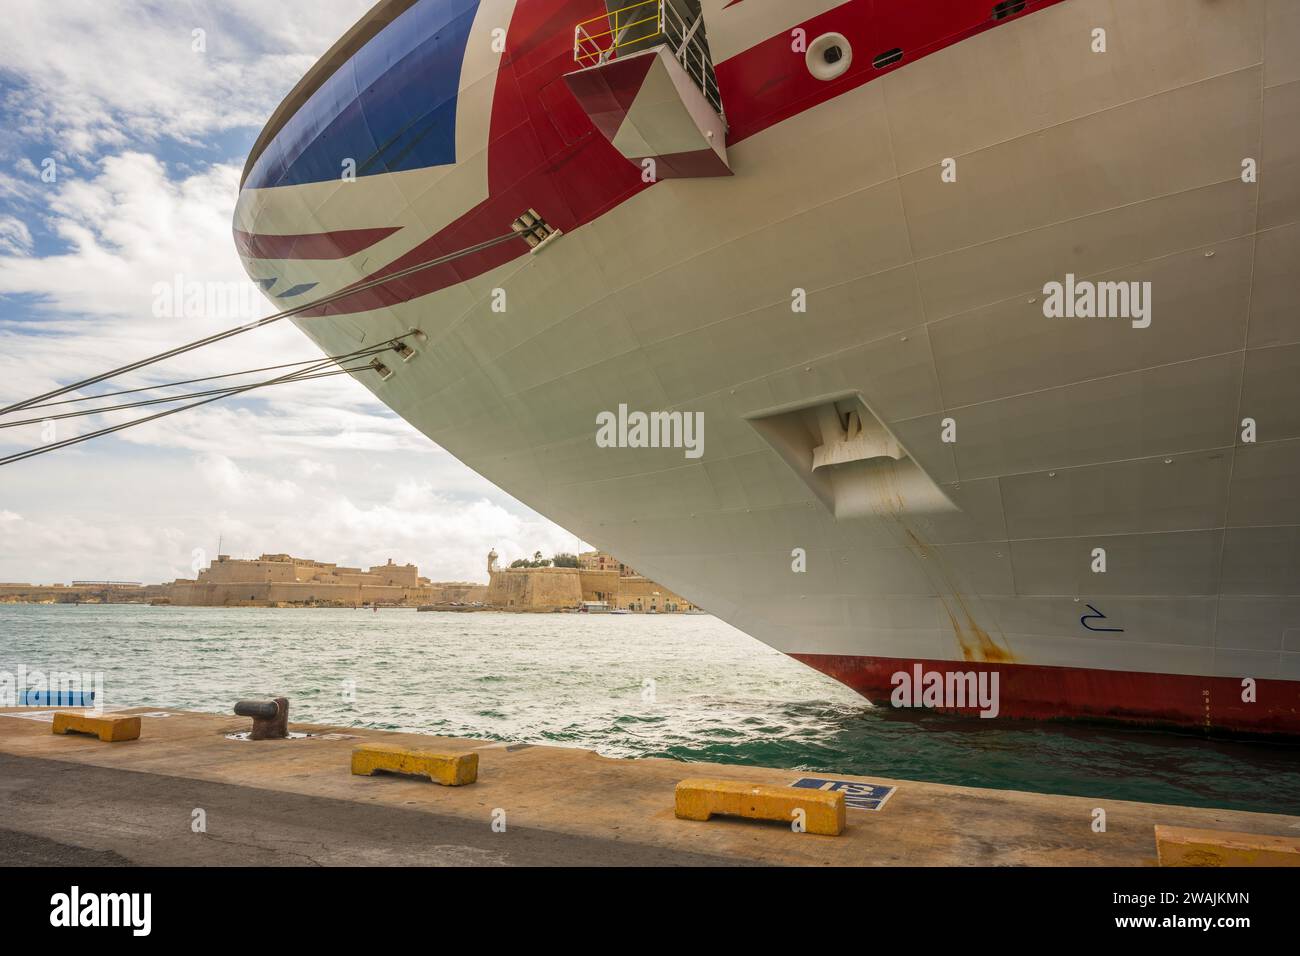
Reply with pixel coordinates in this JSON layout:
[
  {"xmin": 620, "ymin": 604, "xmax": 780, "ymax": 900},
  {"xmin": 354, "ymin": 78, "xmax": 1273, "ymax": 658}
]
[
  {"xmin": 165, "ymin": 579, "xmax": 486, "ymax": 608},
  {"xmin": 484, "ymin": 566, "xmax": 696, "ymax": 612}
]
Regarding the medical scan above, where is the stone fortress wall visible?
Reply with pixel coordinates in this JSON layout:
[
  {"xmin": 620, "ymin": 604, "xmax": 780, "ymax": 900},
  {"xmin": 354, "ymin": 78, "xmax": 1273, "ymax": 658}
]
[
  {"xmin": 165, "ymin": 554, "xmax": 485, "ymax": 607},
  {"xmin": 0, "ymin": 582, "xmax": 164, "ymax": 604},
  {"xmin": 4, "ymin": 549, "xmax": 691, "ymax": 613},
  {"xmin": 484, "ymin": 550, "xmax": 697, "ymax": 612}
]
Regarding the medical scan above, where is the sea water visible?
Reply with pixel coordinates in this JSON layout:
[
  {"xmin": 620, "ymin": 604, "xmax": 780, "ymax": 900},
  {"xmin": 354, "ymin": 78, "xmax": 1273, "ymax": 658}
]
[{"xmin": 2, "ymin": 603, "xmax": 1297, "ymax": 815}]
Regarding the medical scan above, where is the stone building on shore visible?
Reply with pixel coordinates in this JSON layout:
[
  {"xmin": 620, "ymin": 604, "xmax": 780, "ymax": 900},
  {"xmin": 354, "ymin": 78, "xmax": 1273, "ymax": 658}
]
[
  {"xmin": 163, "ymin": 554, "xmax": 485, "ymax": 607},
  {"xmin": 3, "ymin": 548, "xmax": 692, "ymax": 613},
  {"xmin": 0, "ymin": 581, "xmax": 165, "ymax": 604},
  {"xmin": 484, "ymin": 550, "xmax": 697, "ymax": 613}
]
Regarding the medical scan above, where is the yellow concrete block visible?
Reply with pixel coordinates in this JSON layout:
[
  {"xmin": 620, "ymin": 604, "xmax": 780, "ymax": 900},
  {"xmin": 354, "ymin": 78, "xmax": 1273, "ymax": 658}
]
[
  {"xmin": 1156, "ymin": 825, "xmax": 1300, "ymax": 867},
  {"xmin": 51, "ymin": 712, "xmax": 140, "ymax": 743},
  {"xmin": 675, "ymin": 777, "xmax": 846, "ymax": 835},
  {"xmin": 350, "ymin": 743, "xmax": 478, "ymax": 786}
]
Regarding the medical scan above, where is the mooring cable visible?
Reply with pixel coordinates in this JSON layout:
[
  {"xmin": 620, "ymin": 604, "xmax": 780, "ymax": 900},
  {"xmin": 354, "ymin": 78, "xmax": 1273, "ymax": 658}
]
[
  {"xmin": 0, "ymin": 355, "xmax": 383, "ymax": 468},
  {"xmin": 14, "ymin": 343, "xmax": 400, "ymax": 411},
  {"xmin": 0, "ymin": 229, "xmax": 525, "ymax": 416},
  {"xmin": 0, "ymin": 365, "xmax": 376, "ymax": 429}
]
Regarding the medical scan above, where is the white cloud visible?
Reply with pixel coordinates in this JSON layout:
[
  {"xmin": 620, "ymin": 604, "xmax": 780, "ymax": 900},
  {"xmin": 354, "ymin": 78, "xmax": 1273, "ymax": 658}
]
[
  {"xmin": 197, "ymin": 452, "xmax": 301, "ymax": 503},
  {"xmin": 0, "ymin": 215, "xmax": 32, "ymax": 254},
  {"xmin": 0, "ymin": 152, "xmax": 249, "ymax": 321},
  {"xmin": 0, "ymin": 1, "xmax": 592, "ymax": 587},
  {"xmin": 295, "ymin": 458, "xmax": 337, "ymax": 480},
  {"xmin": 0, "ymin": 150, "xmax": 421, "ymax": 458},
  {"xmin": 0, "ymin": 443, "xmax": 590, "ymax": 585},
  {"xmin": 0, "ymin": 0, "xmax": 372, "ymax": 156},
  {"xmin": 0, "ymin": 151, "xmax": 375, "ymax": 456}
]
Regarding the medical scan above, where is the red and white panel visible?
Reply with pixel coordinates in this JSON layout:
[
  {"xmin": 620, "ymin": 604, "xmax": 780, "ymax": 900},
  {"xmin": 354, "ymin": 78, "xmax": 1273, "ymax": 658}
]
[{"xmin": 564, "ymin": 46, "xmax": 731, "ymax": 179}]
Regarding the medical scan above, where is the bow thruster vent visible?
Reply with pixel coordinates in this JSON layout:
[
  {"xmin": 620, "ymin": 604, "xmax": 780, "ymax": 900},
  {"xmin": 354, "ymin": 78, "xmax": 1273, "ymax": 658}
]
[{"xmin": 747, "ymin": 393, "xmax": 954, "ymax": 519}]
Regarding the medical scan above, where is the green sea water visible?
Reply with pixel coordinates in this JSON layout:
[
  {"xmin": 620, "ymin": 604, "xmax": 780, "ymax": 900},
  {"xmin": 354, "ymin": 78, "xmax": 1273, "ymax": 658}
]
[{"xmin": 2, "ymin": 603, "xmax": 1298, "ymax": 816}]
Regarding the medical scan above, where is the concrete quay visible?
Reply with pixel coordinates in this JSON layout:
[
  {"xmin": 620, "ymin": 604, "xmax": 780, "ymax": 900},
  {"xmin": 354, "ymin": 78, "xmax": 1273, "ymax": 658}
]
[{"xmin": 1, "ymin": 706, "xmax": 1296, "ymax": 867}]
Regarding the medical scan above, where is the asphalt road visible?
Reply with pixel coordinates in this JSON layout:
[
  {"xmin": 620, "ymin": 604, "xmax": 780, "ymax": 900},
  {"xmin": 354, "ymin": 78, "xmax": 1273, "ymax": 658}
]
[{"xmin": 0, "ymin": 753, "xmax": 748, "ymax": 866}]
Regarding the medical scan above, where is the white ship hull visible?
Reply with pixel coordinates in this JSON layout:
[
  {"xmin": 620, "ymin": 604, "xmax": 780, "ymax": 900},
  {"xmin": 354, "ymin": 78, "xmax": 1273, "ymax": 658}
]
[{"xmin": 236, "ymin": 0, "xmax": 1300, "ymax": 734}]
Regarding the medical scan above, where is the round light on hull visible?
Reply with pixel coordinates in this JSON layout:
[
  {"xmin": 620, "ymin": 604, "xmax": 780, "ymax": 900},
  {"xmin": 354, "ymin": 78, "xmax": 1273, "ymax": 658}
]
[{"xmin": 807, "ymin": 33, "xmax": 852, "ymax": 81}]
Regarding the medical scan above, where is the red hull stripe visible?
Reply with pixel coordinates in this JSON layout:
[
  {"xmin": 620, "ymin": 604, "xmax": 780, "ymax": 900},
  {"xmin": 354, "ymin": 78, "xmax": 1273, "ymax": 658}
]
[
  {"xmin": 234, "ymin": 226, "xmax": 402, "ymax": 261},
  {"xmin": 793, "ymin": 653, "xmax": 1300, "ymax": 738},
  {"xmin": 716, "ymin": 0, "xmax": 1070, "ymax": 146}
]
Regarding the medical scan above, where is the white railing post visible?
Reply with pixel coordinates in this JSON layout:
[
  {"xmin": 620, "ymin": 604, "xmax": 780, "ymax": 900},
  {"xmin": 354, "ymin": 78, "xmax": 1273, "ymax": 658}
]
[
  {"xmin": 680, "ymin": 9, "xmax": 704, "ymax": 50},
  {"xmin": 573, "ymin": 0, "xmax": 723, "ymax": 117}
]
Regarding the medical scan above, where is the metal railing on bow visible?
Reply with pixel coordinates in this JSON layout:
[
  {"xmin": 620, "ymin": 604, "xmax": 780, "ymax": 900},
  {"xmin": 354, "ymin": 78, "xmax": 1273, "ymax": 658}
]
[{"xmin": 573, "ymin": 0, "xmax": 723, "ymax": 116}]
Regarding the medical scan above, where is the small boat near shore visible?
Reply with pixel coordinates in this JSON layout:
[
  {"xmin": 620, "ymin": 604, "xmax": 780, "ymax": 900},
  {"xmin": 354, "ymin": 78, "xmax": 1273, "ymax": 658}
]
[{"xmin": 579, "ymin": 601, "xmax": 630, "ymax": 615}]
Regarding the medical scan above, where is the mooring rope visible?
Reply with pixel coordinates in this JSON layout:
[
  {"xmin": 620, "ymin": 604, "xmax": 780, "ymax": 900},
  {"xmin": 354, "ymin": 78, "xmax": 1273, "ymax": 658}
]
[
  {"xmin": 16, "ymin": 344, "xmax": 398, "ymax": 411},
  {"xmin": 0, "ymin": 229, "xmax": 524, "ymax": 416},
  {"xmin": 0, "ymin": 364, "xmax": 379, "ymax": 430},
  {"xmin": 0, "ymin": 350, "xmax": 382, "ymax": 467}
]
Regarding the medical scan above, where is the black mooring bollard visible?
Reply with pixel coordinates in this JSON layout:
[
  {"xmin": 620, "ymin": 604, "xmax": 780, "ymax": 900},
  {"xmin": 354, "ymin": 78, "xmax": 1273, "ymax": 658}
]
[{"xmin": 233, "ymin": 697, "xmax": 289, "ymax": 740}]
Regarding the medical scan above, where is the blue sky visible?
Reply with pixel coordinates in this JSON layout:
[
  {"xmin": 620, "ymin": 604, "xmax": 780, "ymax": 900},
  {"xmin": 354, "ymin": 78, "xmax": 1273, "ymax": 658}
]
[{"xmin": 0, "ymin": 0, "xmax": 584, "ymax": 585}]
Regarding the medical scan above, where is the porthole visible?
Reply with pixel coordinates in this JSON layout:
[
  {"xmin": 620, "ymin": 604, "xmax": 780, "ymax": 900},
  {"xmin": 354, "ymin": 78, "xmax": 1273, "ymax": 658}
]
[{"xmin": 806, "ymin": 32, "xmax": 852, "ymax": 81}]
